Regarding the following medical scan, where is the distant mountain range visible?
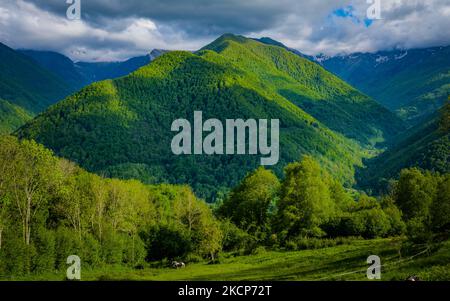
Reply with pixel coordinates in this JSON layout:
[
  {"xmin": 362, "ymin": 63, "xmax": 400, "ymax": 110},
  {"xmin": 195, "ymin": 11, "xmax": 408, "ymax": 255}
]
[
  {"xmin": 19, "ymin": 48, "xmax": 169, "ymax": 90},
  {"xmin": 318, "ymin": 46, "xmax": 450, "ymax": 124},
  {"xmin": 16, "ymin": 34, "xmax": 404, "ymax": 199},
  {"xmin": 257, "ymin": 38, "xmax": 449, "ymax": 126},
  {"xmin": 0, "ymin": 43, "xmax": 167, "ymax": 133}
]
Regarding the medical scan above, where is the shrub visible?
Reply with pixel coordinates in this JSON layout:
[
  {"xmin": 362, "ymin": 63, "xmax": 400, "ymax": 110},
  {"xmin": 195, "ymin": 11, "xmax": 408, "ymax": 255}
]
[
  {"xmin": 32, "ymin": 228, "xmax": 56, "ymax": 273},
  {"xmin": 406, "ymin": 217, "xmax": 432, "ymax": 243},
  {"xmin": 54, "ymin": 227, "xmax": 83, "ymax": 270},
  {"xmin": 185, "ymin": 253, "xmax": 203, "ymax": 263},
  {"xmin": 252, "ymin": 246, "xmax": 267, "ymax": 255},
  {"xmin": 0, "ymin": 234, "xmax": 34, "ymax": 276},
  {"xmin": 362, "ymin": 208, "xmax": 390, "ymax": 238},
  {"xmin": 384, "ymin": 206, "xmax": 406, "ymax": 236},
  {"xmin": 284, "ymin": 240, "xmax": 297, "ymax": 251}
]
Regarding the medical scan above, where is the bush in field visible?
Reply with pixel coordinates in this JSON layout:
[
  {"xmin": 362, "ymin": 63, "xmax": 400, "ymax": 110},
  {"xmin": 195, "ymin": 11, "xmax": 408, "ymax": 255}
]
[
  {"xmin": 406, "ymin": 217, "xmax": 432, "ymax": 243},
  {"xmin": 381, "ymin": 197, "xmax": 407, "ymax": 236},
  {"xmin": 391, "ymin": 168, "xmax": 449, "ymax": 243},
  {"xmin": 360, "ymin": 208, "xmax": 390, "ymax": 238},
  {"xmin": 294, "ymin": 236, "xmax": 358, "ymax": 250}
]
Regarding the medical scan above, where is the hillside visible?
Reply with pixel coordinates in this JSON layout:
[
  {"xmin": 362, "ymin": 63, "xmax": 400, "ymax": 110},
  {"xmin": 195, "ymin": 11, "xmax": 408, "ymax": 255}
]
[
  {"xmin": 0, "ymin": 99, "xmax": 32, "ymax": 134},
  {"xmin": 202, "ymin": 35, "xmax": 404, "ymax": 145},
  {"xmin": 320, "ymin": 46, "xmax": 450, "ymax": 123},
  {"xmin": 1, "ymin": 47, "xmax": 165, "ymax": 132},
  {"xmin": 17, "ymin": 34, "xmax": 404, "ymax": 199},
  {"xmin": 358, "ymin": 100, "xmax": 450, "ymax": 191},
  {"xmin": 0, "ymin": 43, "xmax": 73, "ymax": 113},
  {"xmin": 18, "ymin": 49, "xmax": 89, "ymax": 90}
]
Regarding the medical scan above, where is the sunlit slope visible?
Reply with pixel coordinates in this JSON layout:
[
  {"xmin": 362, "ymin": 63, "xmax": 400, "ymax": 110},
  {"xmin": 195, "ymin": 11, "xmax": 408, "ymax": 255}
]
[{"xmin": 17, "ymin": 35, "xmax": 402, "ymax": 199}]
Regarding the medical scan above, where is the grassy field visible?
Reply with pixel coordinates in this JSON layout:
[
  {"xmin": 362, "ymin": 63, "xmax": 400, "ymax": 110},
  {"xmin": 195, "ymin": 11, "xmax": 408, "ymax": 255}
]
[{"xmin": 5, "ymin": 238, "xmax": 450, "ymax": 281}]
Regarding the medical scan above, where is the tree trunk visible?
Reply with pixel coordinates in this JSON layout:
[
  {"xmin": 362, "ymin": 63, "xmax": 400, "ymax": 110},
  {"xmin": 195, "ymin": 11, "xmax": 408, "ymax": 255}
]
[{"xmin": 25, "ymin": 195, "xmax": 31, "ymax": 245}]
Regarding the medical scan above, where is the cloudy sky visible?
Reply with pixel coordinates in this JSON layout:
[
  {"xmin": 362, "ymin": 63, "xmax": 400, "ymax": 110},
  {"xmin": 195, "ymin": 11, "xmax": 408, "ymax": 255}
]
[{"xmin": 0, "ymin": 0, "xmax": 449, "ymax": 61}]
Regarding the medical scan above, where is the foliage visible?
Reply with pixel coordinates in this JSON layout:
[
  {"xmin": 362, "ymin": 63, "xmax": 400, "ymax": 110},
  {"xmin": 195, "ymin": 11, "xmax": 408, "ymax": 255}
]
[
  {"xmin": 0, "ymin": 99, "xmax": 32, "ymax": 135},
  {"xmin": 0, "ymin": 135, "xmax": 223, "ymax": 276},
  {"xmin": 217, "ymin": 167, "xmax": 279, "ymax": 233},
  {"xmin": 275, "ymin": 156, "xmax": 335, "ymax": 239}
]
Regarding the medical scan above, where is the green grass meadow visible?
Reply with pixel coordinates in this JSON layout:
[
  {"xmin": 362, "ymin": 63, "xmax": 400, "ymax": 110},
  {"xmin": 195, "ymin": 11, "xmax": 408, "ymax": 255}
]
[{"xmin": 7, "ymin": 238, "xmax": 449, "ymax": 281}]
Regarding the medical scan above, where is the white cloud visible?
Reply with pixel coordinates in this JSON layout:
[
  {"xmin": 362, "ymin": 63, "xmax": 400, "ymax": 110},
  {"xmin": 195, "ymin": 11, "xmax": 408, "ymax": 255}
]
[
  {"xmin": 0, "ymin": 0, "xmax": 449, "ymax": 60},
  {"xmin": 0, "ymin": 0, "xmax": 208, "ymax": 61}
]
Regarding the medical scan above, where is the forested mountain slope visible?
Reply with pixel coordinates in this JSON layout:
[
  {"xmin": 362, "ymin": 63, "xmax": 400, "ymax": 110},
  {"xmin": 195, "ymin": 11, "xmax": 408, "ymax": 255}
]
[
  {"xmin": 17, "ymin": 34, "xmax": 404, "ymax": 199},
  {"xmin": 320, "ymin": 46, "xmax": 450, "ymax": 123},
  {"xmin": 0, "ymin": 43, "xmax": 72, "ymax": 113},
  {"xmin": 358, "ymin": 99, "xmax": 450, "ymax": 191}
]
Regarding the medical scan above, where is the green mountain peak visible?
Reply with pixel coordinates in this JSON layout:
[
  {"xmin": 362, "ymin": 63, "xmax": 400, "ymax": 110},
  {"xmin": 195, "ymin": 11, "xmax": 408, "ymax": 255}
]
[{"xmin": 16, "ymin": 34, "xmax": 404, "ymax": 199}]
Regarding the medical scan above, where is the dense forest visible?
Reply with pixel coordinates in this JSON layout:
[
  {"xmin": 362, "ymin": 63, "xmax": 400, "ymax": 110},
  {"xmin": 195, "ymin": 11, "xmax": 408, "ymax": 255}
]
[
  {"xmin": 16, "ymin": 35, "xmax": 404, "ymax": 200},
  {"xmin": 320, "ymin": 46, "xmax": 450, "ymax": 124},
  {"xmin": 0, "ymin": 43, "xmax": 73, "ymax": 114},
  {"xmin": 0, "ymin": 135, "xmax": 448, "ymax": 277},
  {"xmin": 359, "ymin": 99, "xmax": 450, "ymax": 192}
]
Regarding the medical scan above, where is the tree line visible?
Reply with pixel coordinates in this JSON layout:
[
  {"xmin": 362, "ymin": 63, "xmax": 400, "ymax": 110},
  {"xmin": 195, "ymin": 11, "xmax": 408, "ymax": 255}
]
[
  {"xmin": 0, "ymin": 135, "xmax": 448, "ymax": 277},
  {"xmin": 0, "ymin": 135, "xmax": 221, "ymax": 276}
]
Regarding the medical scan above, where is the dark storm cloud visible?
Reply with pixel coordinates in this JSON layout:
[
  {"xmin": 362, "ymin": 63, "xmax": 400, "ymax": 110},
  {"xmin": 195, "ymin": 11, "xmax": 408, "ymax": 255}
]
[{"xmin": 23, "ymin": 0, "xmax": 294, "ymax": 36}]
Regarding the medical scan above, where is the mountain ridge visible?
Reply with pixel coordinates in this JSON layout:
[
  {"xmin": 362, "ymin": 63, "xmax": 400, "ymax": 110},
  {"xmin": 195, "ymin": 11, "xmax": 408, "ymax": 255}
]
[{"xmin": 15, "ymin": 34, "xmax": 406, "ymax": 199}]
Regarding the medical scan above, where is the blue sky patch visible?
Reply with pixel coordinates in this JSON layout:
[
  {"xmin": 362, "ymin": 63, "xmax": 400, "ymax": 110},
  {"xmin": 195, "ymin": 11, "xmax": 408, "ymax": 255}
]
[{"xmin": 331, "ymin": 5, "xmax": 373, "ymax": 27}]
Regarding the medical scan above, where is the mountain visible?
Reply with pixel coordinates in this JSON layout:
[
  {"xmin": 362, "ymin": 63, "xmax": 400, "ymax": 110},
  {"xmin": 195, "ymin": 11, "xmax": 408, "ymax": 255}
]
[
  {"xmin": 0, "ymin": 42, "xmax": 73, "ymax": 113},
  {"xmin": 319, "ymin": 46, "xmax": 450, "ymax": 123},
  {"xmin": 0, "ymin": 46, "xmax": 165, "ymax": 133},
  {"xmin": 358, "ymin": 99, "xmax": 450, "ymax": 191},
  {"xmin": 204, "ymin": 34, "xmax": 404, "ymax": 145},
  {"xmin": 254, "ymin": 37, "xmax": 315, "ymax": 61},
  {"xmin": 16, "ymin": 34, "xmax": 404, "ymax": 199},
  {"xmin": 18, "ymin": 49, "xmax": 89, "ymax": 90},
  {"xmin": 0, "ymin": 43, "xmax": 75, "ymax": 133},
  {"xmin": 20, "ymin": 49, "xmax": 168, "ymax": 89}
]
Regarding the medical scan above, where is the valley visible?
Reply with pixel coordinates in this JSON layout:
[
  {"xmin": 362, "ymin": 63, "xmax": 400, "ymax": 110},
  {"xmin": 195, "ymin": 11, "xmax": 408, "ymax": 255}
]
[{"xmin": 0, "ymin": 32, "xmax": 448, "ymax": 282}]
